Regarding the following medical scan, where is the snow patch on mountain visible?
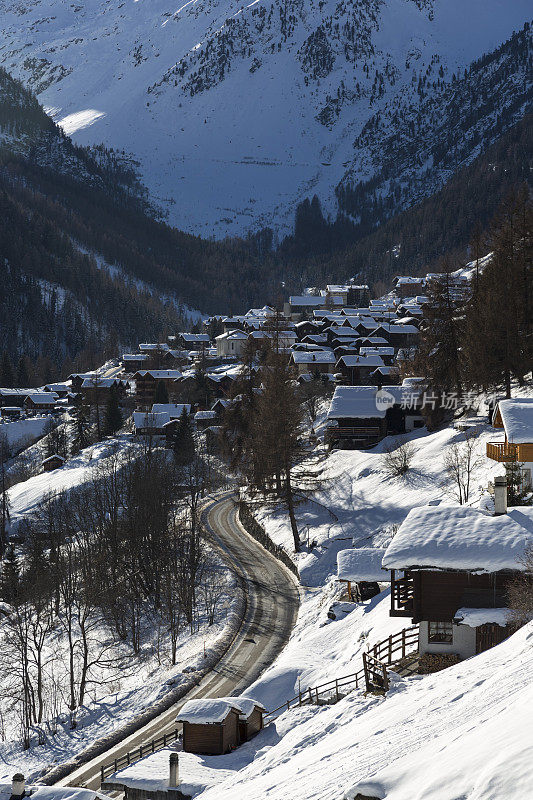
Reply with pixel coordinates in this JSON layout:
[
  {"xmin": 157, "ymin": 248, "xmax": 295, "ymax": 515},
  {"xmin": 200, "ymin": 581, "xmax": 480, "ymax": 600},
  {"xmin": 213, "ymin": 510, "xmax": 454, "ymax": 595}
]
[{"xmin": 0, "ymin": 0, "xmax": 530, "ymax": 236}]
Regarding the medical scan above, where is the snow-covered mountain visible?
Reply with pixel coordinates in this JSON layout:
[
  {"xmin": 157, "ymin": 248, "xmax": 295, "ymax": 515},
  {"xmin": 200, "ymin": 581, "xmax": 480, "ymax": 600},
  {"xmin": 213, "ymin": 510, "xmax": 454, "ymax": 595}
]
[{"xmin": 0, "ymin": 0, "xmax": 530, "ymax": 237}]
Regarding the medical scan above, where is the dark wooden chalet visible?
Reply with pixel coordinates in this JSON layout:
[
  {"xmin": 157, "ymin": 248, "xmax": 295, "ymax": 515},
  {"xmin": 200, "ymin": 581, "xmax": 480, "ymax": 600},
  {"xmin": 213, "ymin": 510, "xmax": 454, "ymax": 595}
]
[{"xmin": 382, "ymin": 488, "xmax": 532, "ymax": 660}]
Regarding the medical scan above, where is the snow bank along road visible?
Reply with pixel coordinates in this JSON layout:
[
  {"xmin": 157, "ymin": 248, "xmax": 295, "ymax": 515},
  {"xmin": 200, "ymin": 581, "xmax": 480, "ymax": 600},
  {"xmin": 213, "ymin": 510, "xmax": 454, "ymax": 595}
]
[{"xmin": 54, "ymin": 493, "xmax": 300, "ymax": 793}]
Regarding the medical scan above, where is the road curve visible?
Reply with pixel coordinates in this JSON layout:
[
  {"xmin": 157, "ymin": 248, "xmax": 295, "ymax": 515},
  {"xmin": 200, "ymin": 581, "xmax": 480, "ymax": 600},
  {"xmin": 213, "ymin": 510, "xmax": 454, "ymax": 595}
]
[{"xmin": 54, "ymin": 493, "xmax": 299, "ymax": 792}]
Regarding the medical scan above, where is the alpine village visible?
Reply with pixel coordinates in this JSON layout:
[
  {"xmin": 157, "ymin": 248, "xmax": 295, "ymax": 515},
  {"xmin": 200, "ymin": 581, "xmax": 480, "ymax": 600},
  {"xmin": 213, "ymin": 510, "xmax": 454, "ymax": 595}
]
[{"xmin": 0, "ymin": 3, "xmax": 532, "ymax": 800}]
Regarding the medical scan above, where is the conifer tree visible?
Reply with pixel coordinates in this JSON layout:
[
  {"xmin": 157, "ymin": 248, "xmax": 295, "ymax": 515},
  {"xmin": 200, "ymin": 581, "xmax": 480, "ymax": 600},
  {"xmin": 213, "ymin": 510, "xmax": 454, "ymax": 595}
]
[
  {"xmin": 0, "ymin": 351, "xmax": 15, "ymax": 388},
  {"xmin": 104, "ymin": 385, "xmax": 123, "ymax": 435},
  {"xmin": 71, "ymin": 403, "xmax": 92, "ymax": 454},
  {"xmin": 172, "ymin": 407, "xmax": 195, "ymax": 466}
]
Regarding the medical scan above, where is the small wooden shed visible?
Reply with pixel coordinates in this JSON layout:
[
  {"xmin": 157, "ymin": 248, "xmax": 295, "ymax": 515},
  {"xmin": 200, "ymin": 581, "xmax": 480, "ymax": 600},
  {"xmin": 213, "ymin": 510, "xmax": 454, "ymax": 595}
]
[
  {"xmin": 42, "ymin": 454, "xmax": 66, "ymax": 472},
  {"xmin": 236, "ymin": 698, "xmax": 265, "ymax": 743},
  {"xmin": 336, "ymin": 548, "xmax": 388, "ymax": 602},
  {"xmin": 176, "ymin": 699, "xmax": 241, "ymax": 755}
]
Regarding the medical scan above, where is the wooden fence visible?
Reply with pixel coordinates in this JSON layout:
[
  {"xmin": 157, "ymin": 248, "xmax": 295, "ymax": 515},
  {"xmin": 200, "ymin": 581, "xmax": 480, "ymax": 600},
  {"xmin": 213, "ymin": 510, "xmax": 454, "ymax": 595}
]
[
  {"xmin": 265, "ymin": 625, "xmax": 418, "ymax": 721},
  {"xmin": 237, "ymin": 500, "xmax": 300, "ymax": 579},
  {"xmin": 100, "ymin": 728, "xmax": 180, "ymax": 783}
]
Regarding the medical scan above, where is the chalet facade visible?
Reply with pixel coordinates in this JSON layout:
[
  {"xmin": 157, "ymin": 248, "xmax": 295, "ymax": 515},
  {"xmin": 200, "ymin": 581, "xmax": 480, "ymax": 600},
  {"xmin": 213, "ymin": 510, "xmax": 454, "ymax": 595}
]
[
  {"xmin": 487, "ymin": 398, "xmax": 533, "ymax": 490},
  {"xmin": 24, "ymin": 392, "xmax": 59, "ymax": 412},
  {"xmin": 291, "ymin": 350, "xmax": 336, "ymax": 376},
  {"xmin": 133, "ymin": 370, "xmax": 181, "ymax": 409},
  {"xmin": 326, "ymin": 382, "xmax": 424, "ymax": 448},
  {"xmin": 382, "ymin": 485, "xmax": 532, "ymax": 661}
]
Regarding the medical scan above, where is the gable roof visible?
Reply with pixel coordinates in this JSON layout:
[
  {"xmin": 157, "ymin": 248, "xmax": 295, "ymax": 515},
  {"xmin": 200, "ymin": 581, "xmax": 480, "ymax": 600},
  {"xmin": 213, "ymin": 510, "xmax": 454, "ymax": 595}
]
[
  {"xmin": 176, "ymin": 698, "xmax": 241, "ymax": 725},
  {"xmin": 382, "ymin": 505, "xmax": 533, "ymax": 573},
  {"xmin": 496, "ymin": 398, "xmax": 533, "ymax": 443},
  {"xmin": 291, "ymin": 350, "xmax": 336, "ymax": 364},
  {"xmin": 337, "ymin": 355, "xmax": 385, "ymax": 368},
  {"xmin": 328, "ymin": 386, "xmax": 387, "ymax": 419}
]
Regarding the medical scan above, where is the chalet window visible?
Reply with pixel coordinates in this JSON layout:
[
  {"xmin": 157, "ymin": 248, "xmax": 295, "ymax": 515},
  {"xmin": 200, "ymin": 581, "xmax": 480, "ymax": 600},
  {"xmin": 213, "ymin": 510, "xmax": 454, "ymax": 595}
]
[{"xmin": 428, "ymin": 621, "xmax": 453, "ymax": 644}]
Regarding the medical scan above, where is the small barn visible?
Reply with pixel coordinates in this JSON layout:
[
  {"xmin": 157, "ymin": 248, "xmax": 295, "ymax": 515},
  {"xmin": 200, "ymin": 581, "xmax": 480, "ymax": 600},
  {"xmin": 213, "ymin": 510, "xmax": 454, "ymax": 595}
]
[
  {"xmin": 176, "ymin": 698, "xmax": 241, "ymax": 755},
  {"xmin": 42, "ymin": 454, "xmax": 65, "ymax": 472},
  {"xmin": 236, "ymin": 698, "xmax": 265, "ymax": 743},
  {"xmin": 337, "ymin": 548, "xmax": 388, "ymax": 602}
]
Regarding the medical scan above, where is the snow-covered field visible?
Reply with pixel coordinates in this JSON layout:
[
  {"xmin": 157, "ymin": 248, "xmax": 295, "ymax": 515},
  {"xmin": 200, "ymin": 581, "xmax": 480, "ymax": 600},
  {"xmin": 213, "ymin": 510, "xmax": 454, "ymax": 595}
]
[
  {"xmin": 253, "ymin": 417, "xmax": 499, "ymax": 587},
  {"xmin": 0, "ymin": 416, "xmax": 53, "ymax": 454},
  {"xmin": 192, "ymin": 621, "xmax": 533, "ymax": 800}
]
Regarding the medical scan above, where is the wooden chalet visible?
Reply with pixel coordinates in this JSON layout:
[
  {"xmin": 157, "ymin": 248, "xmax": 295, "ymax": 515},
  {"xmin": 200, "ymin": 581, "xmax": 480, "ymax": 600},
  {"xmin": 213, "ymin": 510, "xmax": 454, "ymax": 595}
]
[
  {"xmin": 133, "ymin": 370, "xmax": 181, "ymax": 409},
  {"xmin": 335, "ymin": 354, "xmax": 385, "ymax": 385},
  {"xmin": 382, "ymin": 484, "xmax": 532, "ymax": 661},
  {"xmin": 487, "ymin": 398, "xmax": 533, "ymax": 490},
  {"xmin": 42, "ymin": 454, "xmax": 65, "ymax": 472},
  {"xmin": 23, "ymin": 392, "xmax": 59, "ymax": 412},
  {"xmin": 80, "ymin": 377, "xmax": 128, "ymax": 405}
]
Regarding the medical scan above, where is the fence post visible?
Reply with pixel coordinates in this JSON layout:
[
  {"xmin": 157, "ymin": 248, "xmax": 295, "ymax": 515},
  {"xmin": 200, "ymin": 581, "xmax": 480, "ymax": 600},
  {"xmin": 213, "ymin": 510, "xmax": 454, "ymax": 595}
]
[
  {"xmin": 299, "ymin": 688, "xmax": 302, "ymax": 706},
  {"xmin": 308, "ymin": 687, "xmax": 312, "ymax": 704},
  {"xmin": 388, "ymin": 634, "xmax": 393, "ymax": 664},
  {"xmin": 402, "ymin": 629, "xmax": 406, "ymax": 659},
  {"xmin": 335, "ymin": 679, "xmax": 339, "ymax": 702},
  {"xmin": 363, "ymin": 652, "xmax": 369, "ymax": 692},
  {"xmin": 315, "ymin": 688, "xmax": 319, "ymax": 705},
  {"xmin": 100, "ymin": 767, "xmax": 105, "ymax": 784},
  {"xmin": 127, "ymin": 752, "xmax": 130, "ymax": 765}
]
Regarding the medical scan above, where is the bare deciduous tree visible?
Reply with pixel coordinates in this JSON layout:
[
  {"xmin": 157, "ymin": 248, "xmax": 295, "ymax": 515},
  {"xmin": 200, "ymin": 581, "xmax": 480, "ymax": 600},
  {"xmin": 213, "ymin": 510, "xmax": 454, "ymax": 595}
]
[
  {"xmin": 507, "ymin": 544, "xmax": 533, "ymax": 626},
  {"xmin": 442, "ymin": 430, "xmax": 483, "ymax": 504},
  {"xmin": 381, "ymin": 438, "xmax": 416, "ymax": 477}
]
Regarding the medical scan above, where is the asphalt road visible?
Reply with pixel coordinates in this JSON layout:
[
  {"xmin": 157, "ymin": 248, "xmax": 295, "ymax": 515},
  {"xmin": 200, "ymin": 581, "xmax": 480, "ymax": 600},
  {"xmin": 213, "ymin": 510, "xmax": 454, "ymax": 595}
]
[{"xmin": 54, "ymin": 493, "xmax": 300, "ymax": 793}]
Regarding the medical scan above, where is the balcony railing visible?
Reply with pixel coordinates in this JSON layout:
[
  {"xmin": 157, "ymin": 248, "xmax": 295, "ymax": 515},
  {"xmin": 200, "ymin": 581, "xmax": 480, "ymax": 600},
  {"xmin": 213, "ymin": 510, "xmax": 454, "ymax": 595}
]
[
  {"xmin": 487, "ymin": 441, "xmax": 518, "ymax": 462},
  {"xmin": 390, "ymin": 571, "xmax": 414, "ymax": 617}
]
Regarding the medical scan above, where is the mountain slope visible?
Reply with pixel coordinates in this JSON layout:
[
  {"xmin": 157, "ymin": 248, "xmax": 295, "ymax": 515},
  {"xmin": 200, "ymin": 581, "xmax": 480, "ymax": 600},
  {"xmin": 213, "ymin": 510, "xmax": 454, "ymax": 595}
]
[{"xmin": 0, "ymin": 0, "xmax": 530, "ymax": 237}]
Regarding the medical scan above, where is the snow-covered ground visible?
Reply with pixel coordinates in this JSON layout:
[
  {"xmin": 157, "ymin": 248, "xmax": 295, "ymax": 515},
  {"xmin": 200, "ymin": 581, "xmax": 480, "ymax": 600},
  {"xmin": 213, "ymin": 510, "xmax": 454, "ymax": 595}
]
[
  {"xmin": 253, "ymin": 417, "xmax": 499, "ymax": 587},
  {"xmin": 0, "ymin": 416, "xmax": 53, "ymax": 454},
  {"xmin": 194, "ymin": 621, "xmax": 533, "ymax": 800}
]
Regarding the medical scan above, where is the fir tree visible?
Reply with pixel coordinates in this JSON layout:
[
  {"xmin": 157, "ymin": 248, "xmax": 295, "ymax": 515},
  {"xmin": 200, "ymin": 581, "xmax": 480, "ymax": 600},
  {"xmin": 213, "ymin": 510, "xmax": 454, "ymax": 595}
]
[
  {"xmin": 0, "ymin": 545, "xmax": 20, "ymax": 603},
  {"xmin": 104, "ymin": 386, "xmax": 123, "ymax": 435},
  {"xmin": 504, "ymin": 460, "xmax": 533, "ymax": 506},
  {"xmin": 0, "ymin": 351, "xmax": 15, "ymax": 388},
  {"xmin": 71, "ymin": 403, "xmax": 91, "ymax": 454},
  {"xmin": 15, "ymin": 355, "xmax": 30, "ymax": 388},
  {"xmin": 172, "ymin": 407, "xmax": 195, "ymax": 466}
]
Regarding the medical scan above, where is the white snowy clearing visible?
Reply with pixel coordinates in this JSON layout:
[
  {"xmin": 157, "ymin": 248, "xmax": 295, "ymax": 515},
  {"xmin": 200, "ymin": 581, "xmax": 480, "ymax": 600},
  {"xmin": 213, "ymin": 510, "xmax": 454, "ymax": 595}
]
[{"xmin": 0, "ymin": 416, "xmax": 53, "ymax": 454}]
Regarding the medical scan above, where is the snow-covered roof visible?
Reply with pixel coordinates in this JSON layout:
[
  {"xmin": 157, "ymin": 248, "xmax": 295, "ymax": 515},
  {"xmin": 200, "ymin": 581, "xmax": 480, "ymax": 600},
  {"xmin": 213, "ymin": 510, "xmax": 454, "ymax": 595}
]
[
  {"xmin": 176, "ymin": 698, "xmax": 241, "ymax": 724},
  {"xmin": 151, "ymin": 403, "xmax": 191, "ymax": 416},
  {"xmin": 122, "ymin": 353, "xmax": 149, "ymax": 361},
  {"xmin": 378, "ymin": 323, "xmax": 419, "ymax": 334},
  {"xmin": 328, "ymin": 387, "xmax": 387, "ymax": 419},
  {"xmin": 25, "ymin": 392, "xmax": 59, "ymax": 403},
  {"xmin": 134, "ymin": 370, "xmax": 182, "ymax": 379},
  {"xmin": 382, "ymin": 505, "xmax": 533, "ymax": 572},
  {"xmin": 395, "ymin": 276, "xmax": 426, "ymax": 285},
  {"xmin": 337, "ymin": 548, "xmax": 389, "ymax": 582},
  {"xmin": 359, "ymin": 347, "xmax": 394, "ymax": 356},
  {"xmin": 195, "ymin": 410, "xmax": 217, "ymax": 419},
  {"xmin": 180, "ymin": 333, "xmax": 211, "ymax": 342},
  {"xmin": 42, "ymin": 454, "xmax": 65, "ymax": 464},
  {"xmin": 292, "ymin": 351, "xmax": 336, "ymax": 364},
  {"xmin": 139, "ymin": 342, "xmax": 169, "ymax": 351},
  {"xmin": 81, "ymin": 377, "xmax": 119, "ymax": 389},
  {"xmin": 454, "ymin": 607, "xmax": 510, "ymax": 627},
  {"xmin": 496, "ymin": 398, "xmax": 533, "ymax": 443},
  {"xmin": 133, "ymin": 411, "xmax": 171, "ymax": 429},
  {"xmin": 337, "ymin": 355, "xmax": 385, "ymax": 368}
]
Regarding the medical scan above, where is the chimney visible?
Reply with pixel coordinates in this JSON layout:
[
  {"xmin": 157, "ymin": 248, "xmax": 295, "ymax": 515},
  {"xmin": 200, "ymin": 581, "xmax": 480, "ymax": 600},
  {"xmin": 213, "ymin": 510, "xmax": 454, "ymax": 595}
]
[
  {"xmin": 10, "ymin": 773, "xmax": 25, "ymax": 799},
  {"xmin": 494, "ymin": 476, "xmax": 507, "ymax": 515},
  {"xmin": 169, "ymin": 753, "xmax": 179, "ymax": 788}
]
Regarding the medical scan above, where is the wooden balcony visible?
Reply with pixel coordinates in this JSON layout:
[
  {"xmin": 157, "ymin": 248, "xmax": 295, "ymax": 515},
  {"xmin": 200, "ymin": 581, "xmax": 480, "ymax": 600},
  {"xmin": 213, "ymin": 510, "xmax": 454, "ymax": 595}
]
[
  {"xmin": 390, "ymin": 570, "xmax": 415, "ymax": 617},
  {"xmin": 487, "ymin": 441, "xmax": 518, "ymax": 462}
]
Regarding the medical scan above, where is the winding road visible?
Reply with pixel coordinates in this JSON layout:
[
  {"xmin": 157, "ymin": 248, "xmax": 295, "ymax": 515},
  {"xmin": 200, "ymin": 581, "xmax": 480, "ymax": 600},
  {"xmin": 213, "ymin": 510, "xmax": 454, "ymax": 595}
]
[{"xmin": 53, "ymin": 492, "xmax": 299, "ymax": 793}]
